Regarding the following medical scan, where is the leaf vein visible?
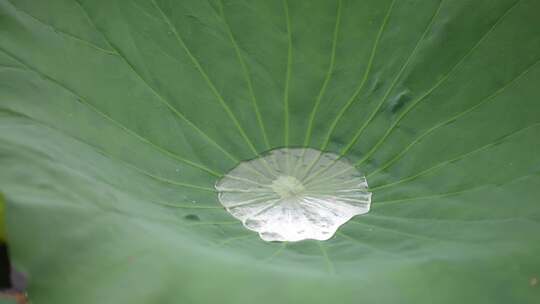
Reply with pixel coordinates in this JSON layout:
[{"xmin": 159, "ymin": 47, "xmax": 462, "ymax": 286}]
[
  {"xmin": 217, "ymin": 0, "xmax": 271, "ymax": 150},
  {"xmin": 303, "ymin": 0, "xmax": 342, "ymax": 147},
  {"xmin": 150, "ymin": 0, "xmax": 262, "ymax": 157},
  {"xmin": 74, "ymin": 0, "xmax": 240, "ymax": 163},
  {"xmin": 340, "ymin": 0, "xmax": 445, "ymax": 156},
  {"xmin": 368, "ymin": 58, "xmax": 540, "ymax": 177},
  {"xmin": 355, "ymin": 0, "xmax": 524, "ymax": 167}
]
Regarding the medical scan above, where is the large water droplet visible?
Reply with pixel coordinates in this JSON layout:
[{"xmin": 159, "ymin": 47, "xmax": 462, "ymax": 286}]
[{"xmin": 215, "ymin": 148, "xmax": 372, "ymax": 242}]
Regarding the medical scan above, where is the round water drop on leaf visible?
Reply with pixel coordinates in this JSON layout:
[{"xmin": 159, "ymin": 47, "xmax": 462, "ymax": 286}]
[{"xmin": 215, "ymin": 148, "xmax": 372, "ymax": 242}]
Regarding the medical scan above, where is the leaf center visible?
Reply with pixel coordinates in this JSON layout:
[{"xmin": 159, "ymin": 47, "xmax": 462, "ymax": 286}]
[{"xmin": 270, "ymin": 175, "xmax": 305, "ymax": 199}]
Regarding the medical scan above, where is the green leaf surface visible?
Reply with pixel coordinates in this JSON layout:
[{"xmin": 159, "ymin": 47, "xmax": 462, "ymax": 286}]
[
  {"xmin": 0, "ymin": 298, "xmax": 17, "ymax": 304},
  {"xmin": 1, "ymin": 0, "xmax": 539, "ymax": 303}
]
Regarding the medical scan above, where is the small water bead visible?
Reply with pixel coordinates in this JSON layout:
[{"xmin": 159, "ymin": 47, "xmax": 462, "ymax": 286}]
[{"xmin": 215, "ymin": 148, "xmax": 372, "ymax": 242}]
